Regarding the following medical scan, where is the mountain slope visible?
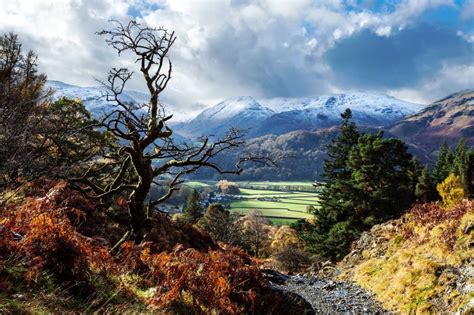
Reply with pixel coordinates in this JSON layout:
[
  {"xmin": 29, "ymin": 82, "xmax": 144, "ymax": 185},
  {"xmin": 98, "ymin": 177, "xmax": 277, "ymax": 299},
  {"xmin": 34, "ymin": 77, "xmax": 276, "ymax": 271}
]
[
  {"xmin": 176, "ymin": 93, "xmax": 424, "ymax": 139},
  {"xmin": 174, "ymin": 96, "xmax": 275, "ymax": 138},
  {"xmin": 45, "ymin": 80, "xmax": 191, "ymax": 122},
  {"xmin": 389, "ymin": 89, "xmax": 474, "ymax": 154}
]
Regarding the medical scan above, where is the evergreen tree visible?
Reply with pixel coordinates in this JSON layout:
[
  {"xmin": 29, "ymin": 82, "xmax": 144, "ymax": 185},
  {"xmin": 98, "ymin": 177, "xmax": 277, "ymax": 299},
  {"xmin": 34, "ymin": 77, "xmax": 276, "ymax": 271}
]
[
  {"xmin": 467, "ymin": 149, "xmax": 474, "ymax": 197},
  {"xmin": 453, "ymin": 139, "xmax": 469, "ymax": 191},
  {"xmin": 433, "ymin": 141, "xmax": 454, "ymax": 184},
  {"xmin": 183, "ymin": 190, "xmax": 203, "ymax": 223},
  {"xmin": 315, "ymin": 109, "xmax": 360, "ymax": 233},
  {"xmin": 348, "ymin": 131, "xmax": 415, "ymax": 224},
  {"xmin": 303, "ymin": 111, "xmax": 416, "ymax": 260},
  {"xmin": 415, "ymin": 166, "xmax": 436, "ymax": 202}
]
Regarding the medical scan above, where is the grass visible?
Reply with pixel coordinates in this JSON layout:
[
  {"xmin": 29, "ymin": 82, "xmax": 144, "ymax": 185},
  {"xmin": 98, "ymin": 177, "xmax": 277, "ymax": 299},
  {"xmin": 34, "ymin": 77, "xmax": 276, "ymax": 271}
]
[
  {"xmin": 338, "ymin": 201, "xmax": 474, "ymax": 313},
  {"xmin": 179, "ymin": 180, "xmax": 319, "ymax": 225},
  {"xmin": 236, "ymin": 181, "xmax": 315, "ymax": 187},
  {"xmin": 183, "ymin": 181, "xmax": 212, "ymax": 189}
]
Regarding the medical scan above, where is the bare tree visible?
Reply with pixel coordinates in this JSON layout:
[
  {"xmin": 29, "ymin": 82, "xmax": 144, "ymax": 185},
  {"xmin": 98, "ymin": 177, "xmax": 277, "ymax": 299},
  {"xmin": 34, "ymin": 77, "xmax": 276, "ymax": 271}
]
[{"xmin": 73, "ymin": 20, "xmax": 268, "ymax": 242}]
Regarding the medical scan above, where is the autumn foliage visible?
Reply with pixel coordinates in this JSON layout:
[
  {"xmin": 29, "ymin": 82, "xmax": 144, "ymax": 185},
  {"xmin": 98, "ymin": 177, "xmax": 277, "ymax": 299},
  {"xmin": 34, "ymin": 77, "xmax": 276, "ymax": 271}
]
[{"xmin": 0, "ymin": 181, "xmax": 300, "ymax": 313}]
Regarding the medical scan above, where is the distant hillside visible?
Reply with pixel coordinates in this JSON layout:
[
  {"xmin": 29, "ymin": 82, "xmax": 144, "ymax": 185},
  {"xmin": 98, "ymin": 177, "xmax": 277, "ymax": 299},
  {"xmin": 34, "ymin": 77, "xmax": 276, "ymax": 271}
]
[
  {"xmin": 389, "ymin": 89, "xmax": 474, "ymax": 156},
  {"xmin": 45, "ymin": 80, "xmax": 192, "ymax": 122},
  {"xmin": 175, "ymin": 93, "xmax": 424, "ymax": 139}
]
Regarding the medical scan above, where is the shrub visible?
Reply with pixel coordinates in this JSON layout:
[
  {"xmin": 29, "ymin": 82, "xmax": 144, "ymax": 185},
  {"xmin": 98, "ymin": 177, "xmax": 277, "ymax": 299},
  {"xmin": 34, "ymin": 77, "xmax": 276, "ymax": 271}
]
[
  {"xmin": 437, "ymin": 173, "xmax": 467, "ymax": 208},
  {"xmin": 274, "ymin": 246, "xmax": 311, "ymax": 273}
]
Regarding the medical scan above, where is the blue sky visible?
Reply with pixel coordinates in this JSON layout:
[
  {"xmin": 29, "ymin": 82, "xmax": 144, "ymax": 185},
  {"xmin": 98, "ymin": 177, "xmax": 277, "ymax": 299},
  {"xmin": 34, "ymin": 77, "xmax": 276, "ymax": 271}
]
[{"xmin": 0, "ymin": 0, "xmax": 473, "ymax": 111}]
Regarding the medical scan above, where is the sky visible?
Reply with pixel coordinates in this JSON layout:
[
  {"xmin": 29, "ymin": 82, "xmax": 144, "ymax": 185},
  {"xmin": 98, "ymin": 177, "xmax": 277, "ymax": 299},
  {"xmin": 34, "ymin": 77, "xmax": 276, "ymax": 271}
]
[{"xmin": 0, "ymin": 0, "xmax": 473, "ymax": 113}]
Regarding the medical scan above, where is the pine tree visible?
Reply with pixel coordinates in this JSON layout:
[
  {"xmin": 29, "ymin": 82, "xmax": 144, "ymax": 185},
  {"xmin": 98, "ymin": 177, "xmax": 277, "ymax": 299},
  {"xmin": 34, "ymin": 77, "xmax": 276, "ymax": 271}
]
[
  {"xmin": 316, "ymin": 108, "xmax": 360, "ymax": 232},
  {"xmin": 453, "ymin": 139, "xmax": 469, "ymax": 191},
  {"xmin": 183, "ymin": 190, "xmax": 203, "ymax": 224},
  {"xmin": 304, "ymin": 116, "xmax": 416, "ymax": 260},
  {"xmin": 433, "ymin": 141, "xmax": 454, "ymax": 184},
  {"xmin": 415, "ymin": 166, "xmax": 436, "ymax": 202},
  {"xmin": 467, "ymin": 149, "xmax": 474, "ymax": 197},
  {"xmin": 348, "ymin": 131, "xmax": 415, "ymax": 224}
]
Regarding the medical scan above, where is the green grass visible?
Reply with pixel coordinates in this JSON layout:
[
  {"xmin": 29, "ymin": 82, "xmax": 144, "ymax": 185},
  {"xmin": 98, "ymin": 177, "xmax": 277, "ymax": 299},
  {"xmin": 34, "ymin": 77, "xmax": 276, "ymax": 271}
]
[
  {"xmin": 180, "ymin": 180, "xmax": 319, "ymax": 225},
  {"xmin": 266, "ymin": 218, "xmax": 300, "ymax": 225},
  {"xmin": 183, "ymin": 181, "xmax": 211, "ymax": 189},
  {"xmin": 236, "ymin": 181, "xmax": 315, "ymax": 187}
]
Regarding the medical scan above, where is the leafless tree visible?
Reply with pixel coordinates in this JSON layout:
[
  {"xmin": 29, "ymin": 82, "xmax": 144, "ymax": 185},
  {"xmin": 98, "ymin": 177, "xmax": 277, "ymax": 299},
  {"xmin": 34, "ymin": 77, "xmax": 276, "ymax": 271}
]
[{"xmin": 73, "ymin": 20, "xmax": 269, "ymax": 242}]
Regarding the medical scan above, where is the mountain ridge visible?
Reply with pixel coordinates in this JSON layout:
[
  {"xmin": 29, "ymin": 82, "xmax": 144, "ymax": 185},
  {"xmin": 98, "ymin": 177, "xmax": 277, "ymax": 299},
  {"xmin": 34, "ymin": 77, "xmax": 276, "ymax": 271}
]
[{"xmin": 175, "ymin": 92, "xmax": 425, "ymax": 139}]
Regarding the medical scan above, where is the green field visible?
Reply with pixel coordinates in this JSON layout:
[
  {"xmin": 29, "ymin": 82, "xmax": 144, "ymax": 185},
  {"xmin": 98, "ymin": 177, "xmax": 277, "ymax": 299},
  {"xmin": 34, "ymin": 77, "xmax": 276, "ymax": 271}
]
[
  {"xmin": 183, "ymin": 181, "xmax": 212, "ymax": 189},
  {"xmin": 182, "ymin": 180, "xmax": 319, "ymax": 225}
]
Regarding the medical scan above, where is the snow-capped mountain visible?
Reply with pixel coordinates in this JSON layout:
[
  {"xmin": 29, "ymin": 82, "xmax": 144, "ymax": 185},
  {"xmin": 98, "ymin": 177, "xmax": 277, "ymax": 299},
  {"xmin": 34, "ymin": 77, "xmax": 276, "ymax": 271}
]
[
  {"xmin": 174, "ymin": 96, "xmax": 275, "ymax": 138},
  {"xmin": 45, "ymin": 80, "xmax": 191, "ymax": 122},
  {"xmin": 175, "ymin": 93, "xmax": 425, "ymax": 139}
]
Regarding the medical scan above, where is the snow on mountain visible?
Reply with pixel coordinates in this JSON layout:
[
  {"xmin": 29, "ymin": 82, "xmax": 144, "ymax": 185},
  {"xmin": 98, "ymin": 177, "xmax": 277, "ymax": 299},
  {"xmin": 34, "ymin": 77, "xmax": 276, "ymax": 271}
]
[
  {"xmin": 45, "ymin": 80, "xmax": 192, "ymax": 122},
  {"xmin": 174, "ymin": 96, "xmax": 275, "ymax": 138},
  {"xmin": 176, "ymin": 93, "xmax": 425, "ymax": 139},
  {"xmin": 259, "ymin": 93, "xmax": 423, "ymax": 120}
]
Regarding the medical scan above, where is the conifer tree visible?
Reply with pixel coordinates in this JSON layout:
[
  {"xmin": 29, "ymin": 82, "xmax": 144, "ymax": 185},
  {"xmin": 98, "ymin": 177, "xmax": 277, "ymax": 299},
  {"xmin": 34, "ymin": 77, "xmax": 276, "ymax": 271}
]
[
  {"xmin": 433, "ymin": 141, "xmax": 454, "ymax": 184},
  {"xmin": 453, "ymin": 139, "xmax": 470, "ymax": 191},
  {"xmin": 184, "ymin": 190, "xmax": 203, "ymax": 224},
  {"xmin": 348, "ymin": 131, "xmax": 414, "ymax": 224},
  {"xmin": 415, "ymin": 166, "xmax": 436, "ymax": 202},
  {"xmin": 303, "ymin": 111, "xmax": 416, "ymax": 260},
  {"xmin": 315, "ymin": 109, "xmax": 360, "ymax": 231}
]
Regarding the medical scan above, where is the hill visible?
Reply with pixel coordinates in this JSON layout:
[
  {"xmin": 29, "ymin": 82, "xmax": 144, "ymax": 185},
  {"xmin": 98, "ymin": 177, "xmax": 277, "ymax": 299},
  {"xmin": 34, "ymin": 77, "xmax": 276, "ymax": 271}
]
[{"xmin": 389, "ymin": 89, "xmax": 474, "ymax": 156}]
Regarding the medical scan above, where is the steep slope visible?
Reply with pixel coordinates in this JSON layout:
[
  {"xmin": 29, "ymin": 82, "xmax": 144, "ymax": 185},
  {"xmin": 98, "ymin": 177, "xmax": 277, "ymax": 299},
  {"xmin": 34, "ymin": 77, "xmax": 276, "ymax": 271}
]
[
  {"xmin": 174, "ymin": 96, "xmax": 275, "ymax": 138},
  {"xmin": 176, "ymin": 93, "xmax": 424, "ymax": 139},
  {"xmin": 389, "ymin": 89, "xmax": 474, "ymax": 154},
  {"xmin": 45, "ymin": 80, "xmax": 191, "ymax": 122},
  {"xmin": 338, "ymin": 200, "xmax": 474, "ymax": 314}
]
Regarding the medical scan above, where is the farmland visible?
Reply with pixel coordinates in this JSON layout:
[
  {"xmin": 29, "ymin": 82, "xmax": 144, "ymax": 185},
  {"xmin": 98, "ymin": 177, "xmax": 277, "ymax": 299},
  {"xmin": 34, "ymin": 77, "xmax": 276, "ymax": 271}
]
[{"xmin": 182, "ymin": 180, "xmax": 319, "ymax": 225}]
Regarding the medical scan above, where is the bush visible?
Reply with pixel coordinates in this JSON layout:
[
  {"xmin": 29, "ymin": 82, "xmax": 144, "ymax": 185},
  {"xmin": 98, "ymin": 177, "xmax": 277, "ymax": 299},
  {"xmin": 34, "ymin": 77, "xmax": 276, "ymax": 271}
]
[
  {"xmin": 274, "ymin": 246, "xmax": 311, "ymax": 273},
  {"xmin": 437, "ymin": 173, "xmax": 467, "ymax": 208}
]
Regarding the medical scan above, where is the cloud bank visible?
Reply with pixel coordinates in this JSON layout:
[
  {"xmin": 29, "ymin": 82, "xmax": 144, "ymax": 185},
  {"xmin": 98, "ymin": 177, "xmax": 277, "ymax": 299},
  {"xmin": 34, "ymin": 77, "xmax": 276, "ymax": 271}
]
[{"xmin": 0, "ymin": 0, "xmax": 473, "ymax": 112}]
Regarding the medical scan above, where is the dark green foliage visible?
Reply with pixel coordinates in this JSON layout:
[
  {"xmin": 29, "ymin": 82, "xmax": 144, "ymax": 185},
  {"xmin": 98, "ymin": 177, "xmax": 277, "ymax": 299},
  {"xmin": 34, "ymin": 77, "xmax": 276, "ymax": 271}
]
[
  {"xmin": 467, "ymin": 149, "xmax": 474, "ymax": 197},
  {"xmin": 0, "ymin": 33, "xmax": 113, "ymax": 188},
  {"xmin": 348, "ymin": 131, "xmax": 415, "ymax": 221},
  {"xmin": 452, "ymin": 139, "xmax": 472, "ymax": 195},
  {"xmin": 415, "ymin": 166, "xmax": 436, "ymax": 202},
  {"xmin": 432, "ymin": 141, "xmax": 454, "ymax": 185},
  {"xmin": 431, "ymin": 139, "xmax": 474, "ymax": 197},
  {"xmin": 302, "ymin": 109, "xmax": 416, "ymax": 261},
  {"xmin": 0, "ymin": 33, "xmax": 47, "ymax": 186},
  {"xmin": 184, "ymin": 190, "xmax": 203, "ymax": 224}
]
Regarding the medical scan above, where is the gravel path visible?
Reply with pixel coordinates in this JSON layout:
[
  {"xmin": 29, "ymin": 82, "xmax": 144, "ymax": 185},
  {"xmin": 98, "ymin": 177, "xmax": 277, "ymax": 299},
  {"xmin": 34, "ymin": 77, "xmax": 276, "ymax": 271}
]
[{"xmin": 265, "ymin": 271, "xmax": 387, "ymax": 314}]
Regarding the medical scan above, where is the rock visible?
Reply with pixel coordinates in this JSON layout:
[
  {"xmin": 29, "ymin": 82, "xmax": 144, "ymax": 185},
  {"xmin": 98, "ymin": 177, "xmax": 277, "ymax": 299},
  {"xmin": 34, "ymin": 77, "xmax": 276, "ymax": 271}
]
[{"xmin": 270, "ymin": 273, "xmax": 387, "ymax": 314}]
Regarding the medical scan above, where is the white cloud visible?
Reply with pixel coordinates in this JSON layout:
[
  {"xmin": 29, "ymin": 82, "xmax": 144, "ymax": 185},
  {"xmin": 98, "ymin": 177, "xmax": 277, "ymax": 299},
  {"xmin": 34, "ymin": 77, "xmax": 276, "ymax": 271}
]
[{"xmin": 0, "ymin": 0, "xmax": 469, "ymax": 110}]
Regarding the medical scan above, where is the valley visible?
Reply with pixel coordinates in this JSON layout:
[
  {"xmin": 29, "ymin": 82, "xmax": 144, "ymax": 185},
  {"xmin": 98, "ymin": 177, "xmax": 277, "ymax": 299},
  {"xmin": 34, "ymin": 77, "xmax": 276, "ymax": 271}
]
[{"xmin": 182, "ymin": 180, "xmax": 319, "ymax": 225}]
